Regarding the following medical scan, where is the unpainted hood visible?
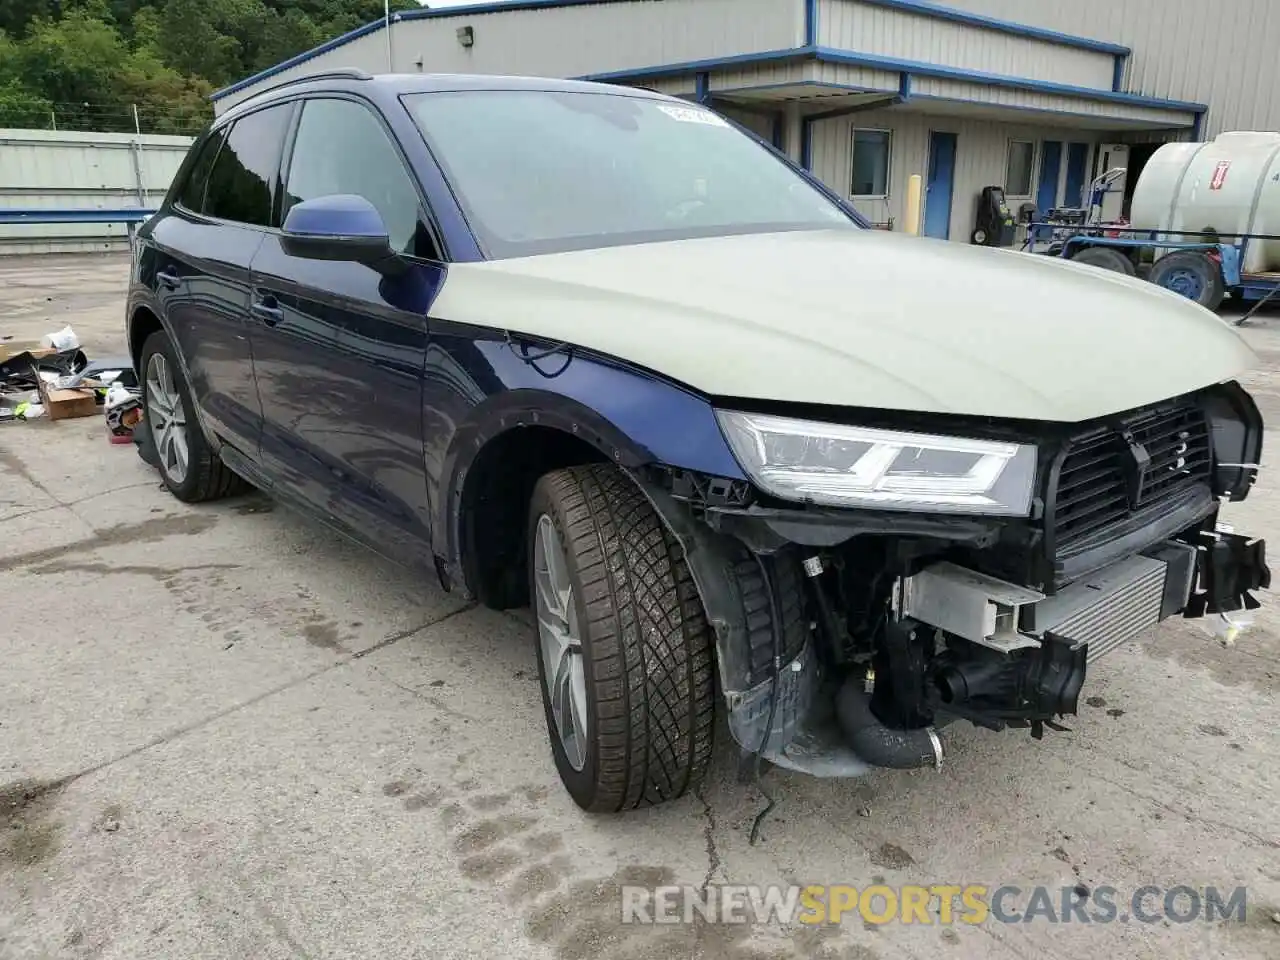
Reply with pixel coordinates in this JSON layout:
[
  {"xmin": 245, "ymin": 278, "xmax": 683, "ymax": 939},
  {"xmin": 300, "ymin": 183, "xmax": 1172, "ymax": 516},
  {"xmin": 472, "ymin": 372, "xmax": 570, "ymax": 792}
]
[{"xmin": 432, "ymin": 229, "xmax": 1257, "ymax": 423}]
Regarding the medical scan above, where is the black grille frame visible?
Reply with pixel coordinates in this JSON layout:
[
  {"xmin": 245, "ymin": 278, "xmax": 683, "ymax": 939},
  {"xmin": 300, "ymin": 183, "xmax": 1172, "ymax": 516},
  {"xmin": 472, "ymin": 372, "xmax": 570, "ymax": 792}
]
[{"xmin": 1043, "ymin": 400, "xmax": 1214, "ymax": 582}]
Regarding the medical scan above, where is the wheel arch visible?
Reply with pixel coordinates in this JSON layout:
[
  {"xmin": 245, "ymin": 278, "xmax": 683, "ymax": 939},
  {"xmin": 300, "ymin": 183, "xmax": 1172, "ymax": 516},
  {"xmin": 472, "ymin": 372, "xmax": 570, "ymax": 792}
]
[{"xmin": 437, "ymin": 374, "xmax": 744, "ymax": 608}]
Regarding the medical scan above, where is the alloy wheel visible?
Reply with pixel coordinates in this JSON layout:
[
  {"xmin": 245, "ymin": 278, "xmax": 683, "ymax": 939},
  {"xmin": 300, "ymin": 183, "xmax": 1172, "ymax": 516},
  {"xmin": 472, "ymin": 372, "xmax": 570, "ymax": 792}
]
[{"xmin": 145, "ymin": 352, "xmax": 189, "ymax": 485}]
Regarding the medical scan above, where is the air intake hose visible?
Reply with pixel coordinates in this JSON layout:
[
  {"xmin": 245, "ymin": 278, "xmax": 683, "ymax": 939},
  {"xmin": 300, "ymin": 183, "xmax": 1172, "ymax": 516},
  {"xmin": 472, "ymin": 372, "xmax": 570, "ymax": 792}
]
[{"xmin": 836, "ymin": 677, "xmax": 943, "ymax": 770}]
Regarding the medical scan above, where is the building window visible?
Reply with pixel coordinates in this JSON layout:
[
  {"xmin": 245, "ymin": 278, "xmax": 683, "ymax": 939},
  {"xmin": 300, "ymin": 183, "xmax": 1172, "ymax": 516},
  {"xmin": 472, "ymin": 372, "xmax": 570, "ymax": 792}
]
[
  {"xmin": 1005, "ymin": 140, "xmax": 1036, "ymax": 197},
  {"xmin": 851, "ymin": 128, "xmax": 891, "ymax": 197}
]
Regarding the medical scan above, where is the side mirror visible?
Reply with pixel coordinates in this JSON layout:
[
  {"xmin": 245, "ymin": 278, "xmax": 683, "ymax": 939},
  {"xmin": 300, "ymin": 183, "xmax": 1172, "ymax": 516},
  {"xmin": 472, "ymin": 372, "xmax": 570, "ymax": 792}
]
[{"xmin": 281, "ymin": 194, "xmax": 394, "ymax": 267}]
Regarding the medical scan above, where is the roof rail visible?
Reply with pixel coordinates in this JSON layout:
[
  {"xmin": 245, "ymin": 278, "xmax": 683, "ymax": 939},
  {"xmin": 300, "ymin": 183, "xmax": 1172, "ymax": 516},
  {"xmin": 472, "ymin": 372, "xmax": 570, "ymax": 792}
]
[{"xmin": 234, "ymin": 67, "xmax": 372, "ymax": 105}]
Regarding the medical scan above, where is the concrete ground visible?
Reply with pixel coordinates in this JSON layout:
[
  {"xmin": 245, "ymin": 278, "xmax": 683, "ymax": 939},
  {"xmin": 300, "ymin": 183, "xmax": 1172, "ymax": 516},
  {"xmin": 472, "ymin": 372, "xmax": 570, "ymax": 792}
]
[{"xmin": 1, "ymin": 253, "xmax": 1278, "ymax": 960}]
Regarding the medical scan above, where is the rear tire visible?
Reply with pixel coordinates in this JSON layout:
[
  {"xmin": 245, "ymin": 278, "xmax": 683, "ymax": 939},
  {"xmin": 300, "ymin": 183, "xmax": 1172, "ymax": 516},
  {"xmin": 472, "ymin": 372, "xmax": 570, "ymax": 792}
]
[
  {"xmin": 1149, "ymin": 250, "xmax": 1226, "ymax": 310},
  {"xmin": 139, "ymin": 330, "xmax": 248, "ymax": 503},
  {"xmin": 528, "ymin": 463, "xmax": 715, "ymax": 812},
  {"xmin": 1069, "ymin": 245, "xmax": 1136, "ymax": 276}
]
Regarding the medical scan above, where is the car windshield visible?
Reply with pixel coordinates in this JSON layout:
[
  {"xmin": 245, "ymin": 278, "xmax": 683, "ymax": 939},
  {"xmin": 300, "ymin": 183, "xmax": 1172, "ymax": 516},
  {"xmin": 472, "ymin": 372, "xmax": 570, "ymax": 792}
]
[{"xmin": 404, "ymin": 89, "xmax": 862, "ymax": 258}]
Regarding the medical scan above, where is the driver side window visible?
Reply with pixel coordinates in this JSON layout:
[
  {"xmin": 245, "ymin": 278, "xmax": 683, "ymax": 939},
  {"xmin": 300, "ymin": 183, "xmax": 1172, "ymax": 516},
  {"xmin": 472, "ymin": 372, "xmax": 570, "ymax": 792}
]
[{"xmin": 284, "ymin": 97, "xmax": 439, "ymax": 260}]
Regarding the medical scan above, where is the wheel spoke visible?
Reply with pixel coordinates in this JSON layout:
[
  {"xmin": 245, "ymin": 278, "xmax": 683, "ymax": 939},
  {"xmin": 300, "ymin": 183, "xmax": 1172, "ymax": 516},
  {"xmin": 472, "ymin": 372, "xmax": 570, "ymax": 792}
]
[
  {"xmin": 534, "ymin": 512, "xmax": 589, "ymax": 772},
  {"xmin": 158, "ymin": 423, "xmax": 174, "ymax": 469},
  {"xmin": 566, "ymin": 656, "xmax": 587, "ymax": 764},
  {"xmin": 171, "ymin": 426, "xmax": 188, "ymax": 475}
]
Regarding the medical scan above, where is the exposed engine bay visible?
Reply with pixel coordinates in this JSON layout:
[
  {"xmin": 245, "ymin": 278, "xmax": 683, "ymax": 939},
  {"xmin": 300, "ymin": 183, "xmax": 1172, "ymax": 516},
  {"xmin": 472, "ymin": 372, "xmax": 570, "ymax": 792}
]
[{"xmin": 638, "ymin": 381, "xmax": 1271, "ymax": 775}]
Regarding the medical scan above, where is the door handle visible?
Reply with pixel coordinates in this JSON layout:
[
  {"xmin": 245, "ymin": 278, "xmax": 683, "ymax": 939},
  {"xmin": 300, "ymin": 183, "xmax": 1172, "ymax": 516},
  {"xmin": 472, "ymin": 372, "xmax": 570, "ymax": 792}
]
[
  {"xmin": 156, "ymin": 270, "xmax": 182, "ymax": 290},
  {"xmin": 251, "ymin": 299, "xmax": 284, "ymax": 326}
]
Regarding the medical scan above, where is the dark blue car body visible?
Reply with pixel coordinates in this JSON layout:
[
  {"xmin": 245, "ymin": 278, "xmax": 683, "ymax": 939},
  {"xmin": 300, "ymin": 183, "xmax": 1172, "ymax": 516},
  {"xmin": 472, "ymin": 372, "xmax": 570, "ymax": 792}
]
[{"xmin": 126, "ymin": 72, "xmax": 862, "ymax": 599}]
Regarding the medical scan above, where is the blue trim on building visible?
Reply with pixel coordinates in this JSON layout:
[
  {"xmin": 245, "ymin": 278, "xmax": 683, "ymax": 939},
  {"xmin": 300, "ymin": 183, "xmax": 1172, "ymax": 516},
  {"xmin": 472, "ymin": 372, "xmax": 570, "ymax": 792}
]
[
  {"xmin": 804, "ymin": 0, "xmax": 818, "ymax": 47},
  {"xmin": 579, "ymin": 47, "xmax": 1206, "ymax": 115},
  {"xmin": 712, "ymin": 79, "xmax": 895, "ymax": 98},
  {"xmin": 898, "ymin": 71, "xmax": 911, "ymax": 99},
  {"xmin": 853, "ymin": 0, "xmax": 1129, "ymax": 55},
  {"xmin": 800, "ymin": 117, "xmax": 813, "ymax": 171},
  {"xmin": 579, "ymin": 48, "xmax": 811, "ymax": 85},
  {"xmin": 812, "ymin": 47, "xmax": 1205, "ymax": 113},
  {"xmin": 694, "ymin": 71, "xmax": 711, "ymax": 105},
  {"xmin": 1111, "ymin": 53, "xmax": 1125, "ymax": 92},
  {"xmin": 1191, "ymin": 111, "xmax": 1204, "ymax": 142},
  {"xmin": 904, "ymin": 93, "xmax": 1196, "ymax": 128},
  {"xmin": 771, "ymin": 113, "xmax": 785, "ymax": 151}
]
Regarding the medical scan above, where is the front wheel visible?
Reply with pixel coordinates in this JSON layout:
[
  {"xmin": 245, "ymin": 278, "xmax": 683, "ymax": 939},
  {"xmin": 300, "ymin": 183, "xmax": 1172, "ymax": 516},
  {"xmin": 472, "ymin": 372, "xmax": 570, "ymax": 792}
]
[{"xmin": 528, "ymin": 464, "xmax": 715, "ymax": 812}]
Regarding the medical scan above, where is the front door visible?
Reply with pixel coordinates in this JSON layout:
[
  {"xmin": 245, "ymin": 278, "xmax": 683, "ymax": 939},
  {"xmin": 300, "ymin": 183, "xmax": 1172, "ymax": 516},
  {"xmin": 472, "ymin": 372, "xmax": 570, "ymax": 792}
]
[
  {"xmin": 251, "ymin": 95, "xmax": 444, "ymax": 565},
  {"xmin": 924, "ymin": 131, "xmax": 957, "ymax": 239},
  {"xmin": 1037, "ymin": 140, "xmax": 1063, "ymax": 214},
  {"xmin": 1065, "ymin": 142, "xmax": 1090, "ymax": 207}
]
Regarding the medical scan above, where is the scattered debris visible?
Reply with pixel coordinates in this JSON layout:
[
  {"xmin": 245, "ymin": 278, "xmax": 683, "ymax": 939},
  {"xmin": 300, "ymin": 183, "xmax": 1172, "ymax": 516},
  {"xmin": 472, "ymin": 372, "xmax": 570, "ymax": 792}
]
[{"xmin": 1, "ymin": 329, "xmax": 142, "ymax": 433}]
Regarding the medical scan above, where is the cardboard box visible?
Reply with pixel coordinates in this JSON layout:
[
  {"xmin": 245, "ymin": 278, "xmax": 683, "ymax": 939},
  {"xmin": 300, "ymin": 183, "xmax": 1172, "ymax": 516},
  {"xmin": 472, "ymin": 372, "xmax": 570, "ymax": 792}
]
[
  {"xmin": 42, "ymin": 387, "xmax": 98, "ymax": 421},
  {"xmin": 0, "ymin": 343, "xmax": 55, "ymax": 363}
]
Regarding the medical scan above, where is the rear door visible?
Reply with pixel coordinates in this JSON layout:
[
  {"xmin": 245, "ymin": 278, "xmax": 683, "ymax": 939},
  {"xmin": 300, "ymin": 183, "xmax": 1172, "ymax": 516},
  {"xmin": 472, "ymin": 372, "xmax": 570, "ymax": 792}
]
[
  {"xmin": 146, "ymin": 104, "xmax": 293, "ymax": 455},
  {"xmin": 249, "ymin": 95, "xmax": 443, "ymax": 563}
]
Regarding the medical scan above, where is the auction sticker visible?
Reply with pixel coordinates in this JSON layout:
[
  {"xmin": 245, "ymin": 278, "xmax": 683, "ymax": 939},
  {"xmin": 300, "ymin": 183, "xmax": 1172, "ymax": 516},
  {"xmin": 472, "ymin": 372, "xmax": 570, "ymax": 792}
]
[{"xmin": 657, "ymin": 104, "xmax": 729, "ymax": 127}]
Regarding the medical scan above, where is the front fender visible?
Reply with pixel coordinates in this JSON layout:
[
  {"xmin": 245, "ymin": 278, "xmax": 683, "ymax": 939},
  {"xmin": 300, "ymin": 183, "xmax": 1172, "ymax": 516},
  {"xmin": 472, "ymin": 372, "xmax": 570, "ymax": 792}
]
[{"xmin": 430, "ymin": 335, "xmax": 745, "ymax": 581}]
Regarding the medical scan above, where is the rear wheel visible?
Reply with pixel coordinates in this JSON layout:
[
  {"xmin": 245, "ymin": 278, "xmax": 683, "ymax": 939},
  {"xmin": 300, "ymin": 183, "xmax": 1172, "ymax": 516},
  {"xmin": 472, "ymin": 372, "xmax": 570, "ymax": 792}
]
[
  {"xmin": 140, "ymin": 330, "xmax": 247, "ymax": 503},
  {"xmin": 1069, "ymin": 245, "xmax": 1136, "ymax": 275},
  {"xmin": 1149, "ymin": 250, "xmax": 1226, "ymax": 310},
  {"xmin": 528, "ymin": 464, "xmax": 715, "ymax": 812}
]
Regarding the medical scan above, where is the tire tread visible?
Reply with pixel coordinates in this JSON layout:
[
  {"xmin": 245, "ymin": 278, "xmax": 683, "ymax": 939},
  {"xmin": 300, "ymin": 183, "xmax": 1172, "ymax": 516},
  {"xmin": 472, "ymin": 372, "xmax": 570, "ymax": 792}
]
[{"xmin": 536, "ymin": 464, "xmax": 715, "ymax": 812}]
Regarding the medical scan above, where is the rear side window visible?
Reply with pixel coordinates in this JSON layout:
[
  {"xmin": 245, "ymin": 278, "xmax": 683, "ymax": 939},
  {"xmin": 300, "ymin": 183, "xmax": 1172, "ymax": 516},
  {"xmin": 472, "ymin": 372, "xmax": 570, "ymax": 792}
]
[
  {"xmin": 203, "ymin": 104, "xmax": 293, "ymax": 227},
  {"xmin": 283, "ymin": 97, "xmax": 438, "ymax": 259},
  {"xmin": 176, "ymin": 129, "xmax": 225, "ymax": 213}
]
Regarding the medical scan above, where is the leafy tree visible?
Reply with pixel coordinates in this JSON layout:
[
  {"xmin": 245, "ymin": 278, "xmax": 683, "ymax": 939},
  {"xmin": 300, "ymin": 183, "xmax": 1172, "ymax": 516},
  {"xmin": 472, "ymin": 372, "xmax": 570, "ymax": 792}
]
[{"xmin": 0, "ymin": 0, "xmax": 427, "ymax": 132}]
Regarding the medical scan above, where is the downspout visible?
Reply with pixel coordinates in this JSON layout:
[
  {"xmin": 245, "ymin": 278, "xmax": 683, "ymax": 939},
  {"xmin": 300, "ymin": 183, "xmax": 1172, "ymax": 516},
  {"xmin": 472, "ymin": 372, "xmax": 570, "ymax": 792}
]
[
  {"xmin": 694, "ymin": 71, "xmax": 711, "ymax": 106},
  {"xmin": 805, "ymin": 0, "xmax": 818, "ymax": 46}
]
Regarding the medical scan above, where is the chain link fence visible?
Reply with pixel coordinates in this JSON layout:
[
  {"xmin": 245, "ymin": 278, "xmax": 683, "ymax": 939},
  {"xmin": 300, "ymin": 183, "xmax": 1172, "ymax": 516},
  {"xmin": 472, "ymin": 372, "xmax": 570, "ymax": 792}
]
[{"xmin": 0, "ymin": 102, "xmax": 212, "ymax": 136}]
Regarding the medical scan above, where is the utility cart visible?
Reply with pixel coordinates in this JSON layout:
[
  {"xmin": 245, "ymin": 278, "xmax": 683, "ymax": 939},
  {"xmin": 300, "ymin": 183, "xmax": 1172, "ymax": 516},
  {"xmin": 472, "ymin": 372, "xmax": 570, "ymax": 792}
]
[{"xmin": 1021, "ymin": 132, "xmax": 1280, "ymax": 325}]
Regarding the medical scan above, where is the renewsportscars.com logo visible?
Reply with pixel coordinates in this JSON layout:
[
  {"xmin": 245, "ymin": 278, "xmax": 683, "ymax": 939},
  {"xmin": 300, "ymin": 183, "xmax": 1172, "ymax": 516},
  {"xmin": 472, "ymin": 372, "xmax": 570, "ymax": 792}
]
[{"xmin": 620, "ymin": 884, "xmax": 1250, "ymax": 927}]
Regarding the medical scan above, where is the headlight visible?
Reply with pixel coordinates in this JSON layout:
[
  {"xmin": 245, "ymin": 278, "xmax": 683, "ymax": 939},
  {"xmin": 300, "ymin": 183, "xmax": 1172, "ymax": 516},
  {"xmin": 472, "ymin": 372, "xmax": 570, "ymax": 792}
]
[{"xmin": 716, "ymin": 410, "xmax": 1037, "ymax": 516}]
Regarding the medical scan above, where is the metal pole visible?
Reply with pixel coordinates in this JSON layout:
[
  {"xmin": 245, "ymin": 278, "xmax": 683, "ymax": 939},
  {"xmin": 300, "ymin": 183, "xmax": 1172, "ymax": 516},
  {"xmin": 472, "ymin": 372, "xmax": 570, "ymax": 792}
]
[
  {"xmin": 50, "ymin": 110, "xmax": 56, "ymax": 131},
  {"xmin": 132, "ymin": 103, "xmax": 141, "ymax": 135},
  {"xmin": 384, "ymin": 0, "xmax": 393, "ymax": 72}
]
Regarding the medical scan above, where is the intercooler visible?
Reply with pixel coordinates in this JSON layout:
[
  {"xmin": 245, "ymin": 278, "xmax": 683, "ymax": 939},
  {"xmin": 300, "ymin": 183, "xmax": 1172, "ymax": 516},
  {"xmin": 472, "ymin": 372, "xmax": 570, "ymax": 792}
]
[{"xmin": 903, "ymin": 541, "xmax": 1198, "ymax": 663}]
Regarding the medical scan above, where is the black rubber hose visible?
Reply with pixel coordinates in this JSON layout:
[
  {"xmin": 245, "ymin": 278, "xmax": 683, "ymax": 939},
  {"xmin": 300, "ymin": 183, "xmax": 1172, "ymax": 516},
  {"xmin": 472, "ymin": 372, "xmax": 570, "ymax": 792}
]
[{"xmin": 835, "ymin": 676, "xmax": 943, "ymax": 770}]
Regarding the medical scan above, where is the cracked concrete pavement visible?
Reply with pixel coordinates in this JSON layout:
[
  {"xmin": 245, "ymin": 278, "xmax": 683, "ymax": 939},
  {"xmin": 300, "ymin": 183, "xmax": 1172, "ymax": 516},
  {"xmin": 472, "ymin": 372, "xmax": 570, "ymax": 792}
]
[{"xmin": 1, "ymin": 254, "xmax": 1279, "ymax": 959}]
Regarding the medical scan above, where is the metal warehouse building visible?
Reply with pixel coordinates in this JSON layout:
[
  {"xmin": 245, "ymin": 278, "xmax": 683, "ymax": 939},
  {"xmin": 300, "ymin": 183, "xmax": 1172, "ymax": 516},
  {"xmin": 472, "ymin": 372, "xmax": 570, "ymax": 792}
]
[{"xmin": 211, "ymin": 0, "xmax": 1280, "ymax": 242}]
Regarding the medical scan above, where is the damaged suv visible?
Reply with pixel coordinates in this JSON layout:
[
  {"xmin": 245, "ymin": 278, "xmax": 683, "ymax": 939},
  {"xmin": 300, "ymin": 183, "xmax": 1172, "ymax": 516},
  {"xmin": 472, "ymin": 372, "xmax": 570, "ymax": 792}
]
[{"xmin": 128, "ymin": 72, "xmax": 1269, "ymax": 811}]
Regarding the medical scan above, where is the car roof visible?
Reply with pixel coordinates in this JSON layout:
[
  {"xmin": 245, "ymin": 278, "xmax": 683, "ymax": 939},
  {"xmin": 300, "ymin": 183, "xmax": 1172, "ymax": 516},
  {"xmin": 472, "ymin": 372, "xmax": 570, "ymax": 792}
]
[{"xmin": 220, "ymin": 71, "xmax": 672, "ymax": 124}]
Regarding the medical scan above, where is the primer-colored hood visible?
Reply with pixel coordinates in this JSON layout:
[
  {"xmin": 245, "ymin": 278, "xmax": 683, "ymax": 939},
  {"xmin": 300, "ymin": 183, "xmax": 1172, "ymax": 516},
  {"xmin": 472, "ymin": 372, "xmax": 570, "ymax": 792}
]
[{"xmin": 432, "ymin": 229, "xmax": 1257, "ymax": 423}]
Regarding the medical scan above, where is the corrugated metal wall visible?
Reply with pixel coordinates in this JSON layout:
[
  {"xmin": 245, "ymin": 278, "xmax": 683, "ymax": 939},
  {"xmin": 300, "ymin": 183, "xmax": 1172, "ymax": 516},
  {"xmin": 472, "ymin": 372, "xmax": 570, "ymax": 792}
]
[
  {"xmin": 937, "ymin": 0, "xmax": 1280, "ymax": 137},
  {"xmin": 810, "ymin": 108, "xmax": 1096, "ymax": 239},
  {"xmin": 216, "ymin": 0, "xmax": 803, "ymax": 113},
  {"xmin": 0, "ymin": 129, "xmax": 193, "ymax": 254},
  {"xmin": 817, "ymin": 0, "xmax": 1115, "ymax": 89}
]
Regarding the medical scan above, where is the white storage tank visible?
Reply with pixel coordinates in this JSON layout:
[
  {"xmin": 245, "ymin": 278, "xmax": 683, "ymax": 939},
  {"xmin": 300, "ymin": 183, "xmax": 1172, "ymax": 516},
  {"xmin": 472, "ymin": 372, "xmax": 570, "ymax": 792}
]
[{"xmin": 1130, "ymin": 131, "xmax": 1280, "ymax": 275}]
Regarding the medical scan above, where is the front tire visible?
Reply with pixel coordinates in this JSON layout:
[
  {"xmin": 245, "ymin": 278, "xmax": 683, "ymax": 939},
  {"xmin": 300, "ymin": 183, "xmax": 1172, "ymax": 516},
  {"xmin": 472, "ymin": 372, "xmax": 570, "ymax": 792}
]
[
  {"xmin": 139, "ymin": 330, "xmax": 247, "ymax": 503},
  {"xmin": 528, "ymin": 464, "xmax": 715, "ymax": 812}
]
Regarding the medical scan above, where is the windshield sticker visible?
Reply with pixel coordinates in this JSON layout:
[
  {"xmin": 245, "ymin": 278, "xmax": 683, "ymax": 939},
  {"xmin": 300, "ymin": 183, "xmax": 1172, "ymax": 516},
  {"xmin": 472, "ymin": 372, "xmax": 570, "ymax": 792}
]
[{"xmin": 657, "ymin": 104, "xmax": 729, "ymax": 127}]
